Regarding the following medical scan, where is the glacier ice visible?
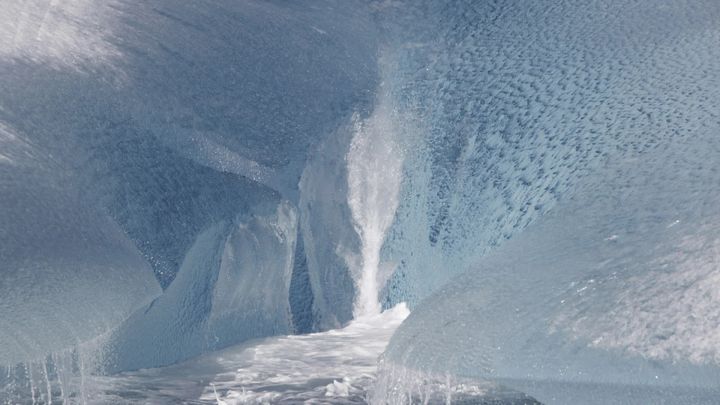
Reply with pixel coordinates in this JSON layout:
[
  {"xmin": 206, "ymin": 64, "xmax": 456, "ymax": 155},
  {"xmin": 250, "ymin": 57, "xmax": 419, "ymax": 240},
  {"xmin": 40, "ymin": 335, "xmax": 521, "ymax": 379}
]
[
  {"xmin": 375, "ymin": 130, "xmax": 720, "ymax": 404},
  {"xmin": 369, "ymin": 0, "xmax": 720, "ymax": 403},
  {"xmin": 103, "ymin": 201, "xmax": 298, "ymax": 372},
  {"xmin": 297, "ymin": 118, "xmax": 361, "ymax": 330},
  {"xmin": 2, "ymin": 0, "xmax": 720, "ymax": 402},
  {"xmin": 0, "ymin": 0, "xmax": 380, "ymax": 378},
  {"xmin": 378, "ymin": 0, "xmax": 720, "ymax": 308},
  {"xmin": 0, "ymin": 122, "xmax": 161, "ymax": 366}
]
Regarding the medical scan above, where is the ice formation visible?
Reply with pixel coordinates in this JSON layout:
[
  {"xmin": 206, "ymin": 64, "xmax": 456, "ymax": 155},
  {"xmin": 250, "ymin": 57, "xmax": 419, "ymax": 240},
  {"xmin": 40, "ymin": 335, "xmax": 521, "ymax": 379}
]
[
  {"xmin": 371, "ymin": 1, "xmax": 720, "ymax": 403},
  {"xmin": 379, "ymin": 0, "xmax": 720, "ymax": 307},
  {"xmin": 2, "ymin": 0, "xmax": 720, "ymax": 403},
  {"xmin": 0, "ymin": 122, "xmax": 161, "ymax": 366},
  {"xmin": 1, "ymin": 0, "xmax": 380, "ymax": 385},
  {"xmin": 375, "ymin": 133, "xmax": 720, "ymax": 404}
]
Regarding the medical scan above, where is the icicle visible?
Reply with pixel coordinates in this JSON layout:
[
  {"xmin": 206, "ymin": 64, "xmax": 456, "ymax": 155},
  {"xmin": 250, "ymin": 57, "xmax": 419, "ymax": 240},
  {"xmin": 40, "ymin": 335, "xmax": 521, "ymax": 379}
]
[
  {"xmin": 28, "ymin": 363, "xmax": 37, "ymax": 405},
  {"xmin": 42, "ymin": 359, "xmax": 52, "ymax": 405}
]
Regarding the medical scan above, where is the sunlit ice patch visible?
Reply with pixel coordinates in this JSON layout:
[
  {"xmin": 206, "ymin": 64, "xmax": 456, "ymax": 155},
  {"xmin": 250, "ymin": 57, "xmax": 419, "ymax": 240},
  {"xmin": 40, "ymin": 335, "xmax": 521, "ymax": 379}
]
[{"xmin": 0, "ymin": 0, "xmax": 124, "ymax": 74}]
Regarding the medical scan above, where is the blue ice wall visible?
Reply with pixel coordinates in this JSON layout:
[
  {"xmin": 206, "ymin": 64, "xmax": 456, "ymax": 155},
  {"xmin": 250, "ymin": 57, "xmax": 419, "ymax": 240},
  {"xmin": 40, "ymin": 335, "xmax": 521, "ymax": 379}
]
[
  {"xmin": 104, "ymin": 201, "xmax": 298, "ymax": 372},
  {"xmin": 0, "ymin": 121, "xmax": 161, "ymax": 365},
  {"xmin": 376, "ymin": 0, "xmax": 720, "ymax": 307},
  {"xmin": 1, "ymin": 0, "xmax": 379, "ymax": 371},
  {"xmin": 372, "ymin": 0, "xmax": 720, "ymax": 403},
  {"xmin": 376, "ymin": 124, "xmax": 720, "ymax": 405},
  {"xmin": 4, "ymin": 0, "xmax": 719, "ymax": 393}
]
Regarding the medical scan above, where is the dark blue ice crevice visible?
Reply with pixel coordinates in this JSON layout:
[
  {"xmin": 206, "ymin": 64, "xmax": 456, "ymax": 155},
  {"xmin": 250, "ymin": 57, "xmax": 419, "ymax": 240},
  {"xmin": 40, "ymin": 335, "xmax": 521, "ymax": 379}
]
[{"xmin": 289, "ymin": 235, "xmax": 314, "ymax": 335}]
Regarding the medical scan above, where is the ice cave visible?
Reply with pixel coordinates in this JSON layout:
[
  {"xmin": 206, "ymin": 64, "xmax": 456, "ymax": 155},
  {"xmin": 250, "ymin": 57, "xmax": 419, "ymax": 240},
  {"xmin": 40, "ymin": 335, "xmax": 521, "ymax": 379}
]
[{"xmin": 1, "ymin": 0, "xmax": 719, "ymax": 404}]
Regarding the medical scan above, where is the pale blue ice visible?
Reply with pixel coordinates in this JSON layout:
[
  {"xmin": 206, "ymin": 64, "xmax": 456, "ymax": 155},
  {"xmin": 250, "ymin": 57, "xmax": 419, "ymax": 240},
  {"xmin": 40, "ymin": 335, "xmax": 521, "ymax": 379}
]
[{"xmin": 1, "ymin": 0, "xmax": 719, "ymax": 404}]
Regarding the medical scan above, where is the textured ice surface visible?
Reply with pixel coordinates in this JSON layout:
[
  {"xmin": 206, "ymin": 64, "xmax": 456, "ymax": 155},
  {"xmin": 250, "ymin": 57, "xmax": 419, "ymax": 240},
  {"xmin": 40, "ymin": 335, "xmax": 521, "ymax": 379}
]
[
  {"xmin": 377, "ymin": 0, "xmax": 720, "ymax": 307},
  {"xmin": 0, "ymin": 0, "xmax": 123, "ymax": 72},
  {"xmin": 0, "ymin": 122, "xmax": 161, "ymax": 366},
  {"xmin": 3, "ymin": 0, "xmax": 720, "ymax": 403},
  {"xmin": 104, "ymin": 201, "xmax": 298, "ymax": 372},
  {"xmin": 376, "ymin": 122, "xmax": 720, "ymax": 404},
  {"xmin": 0, "ymin": 0, "xmax": 379, "ymax": 373},
  {"xmin": 370, "ymin": 0, "xmax": 720, "ymax": 403}
]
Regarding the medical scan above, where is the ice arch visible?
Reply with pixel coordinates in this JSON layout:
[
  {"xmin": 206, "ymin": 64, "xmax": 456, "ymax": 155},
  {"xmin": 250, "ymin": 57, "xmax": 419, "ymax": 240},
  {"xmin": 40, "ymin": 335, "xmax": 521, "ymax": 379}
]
[{"xmin": 0, "ymin": 0, "xmax": 380, "ymax": 374}]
